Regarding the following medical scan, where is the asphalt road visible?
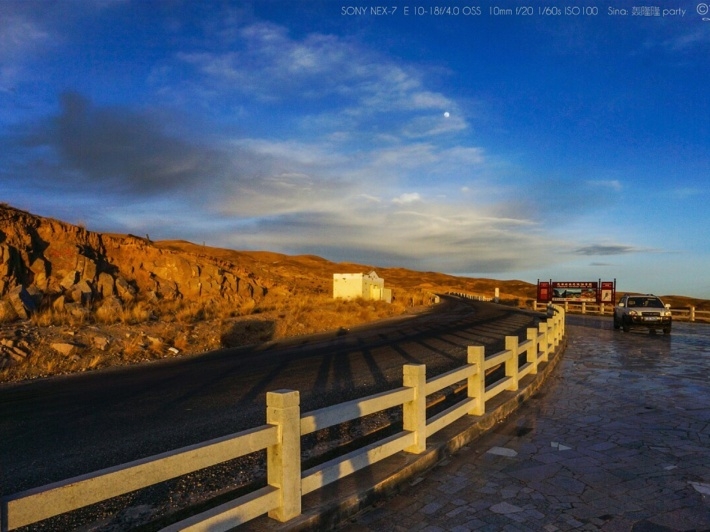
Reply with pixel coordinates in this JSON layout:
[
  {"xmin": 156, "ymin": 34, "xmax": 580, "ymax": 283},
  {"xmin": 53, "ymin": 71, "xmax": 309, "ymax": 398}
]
[{"xmin": 0, "ymin": 296, "xmax": 541, "ymax": 496}]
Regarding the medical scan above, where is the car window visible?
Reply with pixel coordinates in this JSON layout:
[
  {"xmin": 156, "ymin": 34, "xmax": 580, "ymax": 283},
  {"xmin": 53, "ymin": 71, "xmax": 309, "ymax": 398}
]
[
  {"xmin": 644, "ymin": 299, "xmax": 664, "ymax": 308},
  {"xmin": 628, "ymin": 297, "xmax": 663, "ymax": 308}
]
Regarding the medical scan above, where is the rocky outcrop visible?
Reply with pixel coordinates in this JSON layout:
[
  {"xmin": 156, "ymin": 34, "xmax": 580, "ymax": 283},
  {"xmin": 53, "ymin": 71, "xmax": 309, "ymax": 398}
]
[
  {"xmin": 0, "ymin": 204, "xmax": 268, "ymax": 322},
  {"xmin": 0, "ymin": 337, "xmax": 31, "ymax": 370}
]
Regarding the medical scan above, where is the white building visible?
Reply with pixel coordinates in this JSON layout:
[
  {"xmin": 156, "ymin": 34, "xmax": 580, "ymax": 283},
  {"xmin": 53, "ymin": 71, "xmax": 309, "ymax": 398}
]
[{"xmin": 333, "ymin": 271, "xmax": 392, "ymax": 303}]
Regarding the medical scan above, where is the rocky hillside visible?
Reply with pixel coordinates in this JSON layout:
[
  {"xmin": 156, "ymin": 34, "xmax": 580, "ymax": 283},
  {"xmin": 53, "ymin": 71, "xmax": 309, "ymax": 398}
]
[{"xmin": 0, "ymin": 204, "xmax": 269, "ymax": 322}]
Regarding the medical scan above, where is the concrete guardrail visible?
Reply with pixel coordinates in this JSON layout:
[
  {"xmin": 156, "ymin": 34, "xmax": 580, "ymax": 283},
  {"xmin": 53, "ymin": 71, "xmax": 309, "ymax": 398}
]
[
  {"xmin": 1, "ymin": 305, "xmax": 566, "ymax": 531},
  {"xmin": 534, "ymin": 301, "xmax": 709, "ymax": 322}
]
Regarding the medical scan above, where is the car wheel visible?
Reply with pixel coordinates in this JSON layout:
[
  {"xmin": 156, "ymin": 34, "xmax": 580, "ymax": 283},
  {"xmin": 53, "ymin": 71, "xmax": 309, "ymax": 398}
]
[
  {"xmin": 613, "ymin": 315, "xmax": 620, "ymax": 329},
  {"xmin": 622, "ymin": 317, "xmax": 630, "ymax": 333},
  {"xmin": 663, "ymin": 327, "xmax": 671, "ymax": 335}
]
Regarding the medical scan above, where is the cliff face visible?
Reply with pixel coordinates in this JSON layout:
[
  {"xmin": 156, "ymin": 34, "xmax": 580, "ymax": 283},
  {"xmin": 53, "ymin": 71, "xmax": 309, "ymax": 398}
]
[{"xmin": 0, "ymin": 204, "xmax": 268, "ymax": 321}]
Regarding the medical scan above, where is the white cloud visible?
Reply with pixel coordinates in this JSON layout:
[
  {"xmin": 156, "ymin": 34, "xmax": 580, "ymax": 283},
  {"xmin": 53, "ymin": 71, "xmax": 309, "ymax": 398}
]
[
  {"xmin": 2, "ymin": 10, "xmax": 612, "ymax": 279},
  {"xmin": 392, "ymin": 192, "xmax": 422, "ymax": 204},
  {"xmin": 661, "ymin": 28, "xmax": 710, "ymax": 51},
  {"xmin": 176, "ymin": 19, "xmax": 466, "ymax": 141},
  {"xmin": 0, "ymin": 12, "xmax": 51, "ymax": 88},
  {"xmin": 669, "ymin": 186, "xmax": 705, "ymax": 199}
]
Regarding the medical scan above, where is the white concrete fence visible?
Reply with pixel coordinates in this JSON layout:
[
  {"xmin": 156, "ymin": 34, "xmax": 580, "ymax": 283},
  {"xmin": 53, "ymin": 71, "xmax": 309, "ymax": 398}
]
[
  {"xmin": 447, "ymin": 291, "xmax": 492, "ymax": 302},
  {"xmin": 534, "ymin": 301, "xmax": 709, "ymax": 322},
  {"xmin": 1, "ymin": 308, "xmax": 566, "ymax": 532}
]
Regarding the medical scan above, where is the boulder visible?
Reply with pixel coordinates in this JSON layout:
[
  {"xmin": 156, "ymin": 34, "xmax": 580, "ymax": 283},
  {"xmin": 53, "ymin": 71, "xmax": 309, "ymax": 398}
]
[
  {"xmin": 43, "ymin": 242, "xmax": 80, "ymax": 276},
  {"xmin": 71, "ymin": 280, "xmax": 93, "ymax": 306},
  {"xmin": 0, "ymin": 244, "xmax": 22, "ymax": 284},
  {"xmin": 91, "ymin": 335, "xmax": 110, "ymax": 351},
  {"xmin": 78, "ymin": 255, "xmax": 97, "ymax": 281},
  {"xmin": 6, "ymin": 346, "xmax": 28, "ymax": 361},
  {"xmin": 96, "ymin": 272, "xmax": 115, "ymax": 297},
  {"xmin": 8, "ymin": 286, "xmax": 37, "ymax": 319},
  {"xmin": 151, "ymin": 274, "xmax": 179, "ymax": 300},
  {"xmin": 65, "ymin": 303, "xmax": 89, "ymax": 321},
  {"xmin": 60, "ymin": 271, "xmax": 79, "ymax": 291},
  {"xmin": 96, "ymin": 296, "xmax": 123, "ymax": 322},
  {"xmin": 51, "ymin": 342, "xmax": 77, "ymax": 356},
  {"xmin": 115, "ymin": 276, "xmax": 136, "ymax": 302},
  {"xmin": 29, "ymin": 258, "xmax": 49, "ymax": 290}
]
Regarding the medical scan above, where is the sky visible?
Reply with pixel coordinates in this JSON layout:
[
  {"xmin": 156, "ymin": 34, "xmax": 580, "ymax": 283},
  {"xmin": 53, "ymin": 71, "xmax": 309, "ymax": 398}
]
[{"xmin": 1, "ymin": 1, "xmax": 709, "ymax": 297}]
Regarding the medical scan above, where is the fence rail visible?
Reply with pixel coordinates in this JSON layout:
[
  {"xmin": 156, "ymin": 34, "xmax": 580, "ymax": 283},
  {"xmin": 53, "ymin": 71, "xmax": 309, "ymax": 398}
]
[
  {"xmin": 534, "ymin": 301, "xmax": 710, "ymax": 323},
  {"xmin": 1, "ymin": 307, "xmax": 566, "ymax": 532}
]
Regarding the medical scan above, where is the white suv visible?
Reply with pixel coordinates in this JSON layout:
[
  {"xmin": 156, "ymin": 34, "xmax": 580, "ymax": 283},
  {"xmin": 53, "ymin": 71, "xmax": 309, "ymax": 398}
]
[{"xmin": 613, "ymin": 294, "xmax": 672, "ymax": 334}]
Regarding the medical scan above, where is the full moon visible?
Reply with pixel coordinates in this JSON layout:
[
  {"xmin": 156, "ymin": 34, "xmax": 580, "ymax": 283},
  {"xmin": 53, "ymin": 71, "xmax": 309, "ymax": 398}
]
[{"xmin": 444, "ymin": 111, "xmax": 450, "ymax": 118}]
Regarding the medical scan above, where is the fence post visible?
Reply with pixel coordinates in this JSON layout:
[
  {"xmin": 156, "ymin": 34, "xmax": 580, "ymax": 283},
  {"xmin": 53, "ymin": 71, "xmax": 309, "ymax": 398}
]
[
  {"xmin": 691, "ymin": 306, "xmax": 696, "ymax": 322},
  {"xmin": 538, "ymin": 322, "xmax": 549, "ymax": 362},
  {"xmin": 559, "ymin": 307, "xmax": 566, "ymax": 338},
  {"xmin": 582, "ymin": 302, "xmax": 586, "ymax": 315},
  {"xmin": 403, "ymin": 364, "xmax": 427, "ymax": 453},
  {"xmin": 467, "ymin": 346, "xmax": 486, "ymax": 415},
  {"xmin": 505, "ymin": 336, "xmax": 519, "ymax": 391},
  {"xmin": 526, "ymin": 328, "xmax": 538, "ymax": 374},
  {"xmin": 552, "ymin": 313, "xmax": 559, "ymax": 345},
  {"xmin": 550, "ymin": 315, "xmax": 559, "ymax": 348},
  {"xmin": 266, "ymin": 390, "xmax": 301, "ymax": 522}
]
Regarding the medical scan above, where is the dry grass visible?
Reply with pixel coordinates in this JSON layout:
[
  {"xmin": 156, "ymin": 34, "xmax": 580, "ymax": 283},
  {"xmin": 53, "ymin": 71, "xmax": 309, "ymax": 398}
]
[{"xmin": 247, "ymin": 289, "xmax": 434, "ymax": 341}]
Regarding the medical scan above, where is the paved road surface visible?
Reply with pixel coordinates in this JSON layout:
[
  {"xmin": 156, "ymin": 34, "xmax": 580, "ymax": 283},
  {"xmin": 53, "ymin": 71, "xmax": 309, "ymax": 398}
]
[
  {"xmin": 0, "ymin": 297, "xmax": 539, "ymax": 496},
  {"xmin": 340, "ymin": 315, "xmax": 710, "ymax": 531}
]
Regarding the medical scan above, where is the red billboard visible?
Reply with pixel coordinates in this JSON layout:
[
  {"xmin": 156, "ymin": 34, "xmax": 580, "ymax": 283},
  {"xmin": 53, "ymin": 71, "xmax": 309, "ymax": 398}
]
[
  {"xmin": 552, "ymin": 282, "xmax": 597, "ymax": 302},
  {"xmin": 537, "ymin": 280, "xmax": 616, "ymax": 304}
]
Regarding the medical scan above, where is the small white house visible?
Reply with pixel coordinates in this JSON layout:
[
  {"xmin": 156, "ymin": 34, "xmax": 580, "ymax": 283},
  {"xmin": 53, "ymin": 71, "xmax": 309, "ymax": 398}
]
[{"xmin": 333, "ymin": 271, "xmax": 392, "ymax": 303}]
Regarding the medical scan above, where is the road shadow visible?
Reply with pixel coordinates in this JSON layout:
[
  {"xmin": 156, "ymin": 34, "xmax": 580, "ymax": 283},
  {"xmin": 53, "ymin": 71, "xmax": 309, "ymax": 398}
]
[{"xmin": 220, "ymin": 319, "xmax": 276, "ymax": 348}]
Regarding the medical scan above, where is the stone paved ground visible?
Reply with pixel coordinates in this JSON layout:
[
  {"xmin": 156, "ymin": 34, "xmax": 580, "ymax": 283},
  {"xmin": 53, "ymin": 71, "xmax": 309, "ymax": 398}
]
[{"xmin": 338, "ymin": 316, "xmax": 710, "ymax": 531}]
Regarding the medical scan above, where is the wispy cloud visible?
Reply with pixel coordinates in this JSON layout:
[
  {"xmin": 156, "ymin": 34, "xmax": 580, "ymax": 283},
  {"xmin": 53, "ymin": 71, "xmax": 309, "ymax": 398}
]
[
  {"xmin": 392, "ymin": 192, "xmax": 422, "ymax": 204},
  {"xmin": 661, "ymin": 27, "xmax": 710, "ymax": 52},
  {"xmin": 575, "ymin": 244, "xmax": 640, "ymax": 256},
  {"xmin": 175, "ymin": 19, "xmax": 465, "ymax": 141},
  {"xmin": 669, "ymin": 186, "xmax": 705, "ymax": 199},
  {"xmin": 0, "ymin": 10, "xmax": 51, "ymax": 89},
  {"xmin": 587, "ymin": 179, "xmax": 622, "ymax": 192}
]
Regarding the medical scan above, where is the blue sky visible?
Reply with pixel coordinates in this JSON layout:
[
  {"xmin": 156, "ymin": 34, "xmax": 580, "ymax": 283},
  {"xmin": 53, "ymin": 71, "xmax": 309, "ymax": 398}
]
[{"xmin": 1, "ymin": 1, "xmax": 709, "ymax": 297}]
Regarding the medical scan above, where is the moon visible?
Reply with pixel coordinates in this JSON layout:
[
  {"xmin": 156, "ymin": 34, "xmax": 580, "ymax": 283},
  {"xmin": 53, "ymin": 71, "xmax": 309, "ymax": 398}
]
[{"xmin": 443, "ymin": 111, "xmax": 450, "ymax": 118}]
